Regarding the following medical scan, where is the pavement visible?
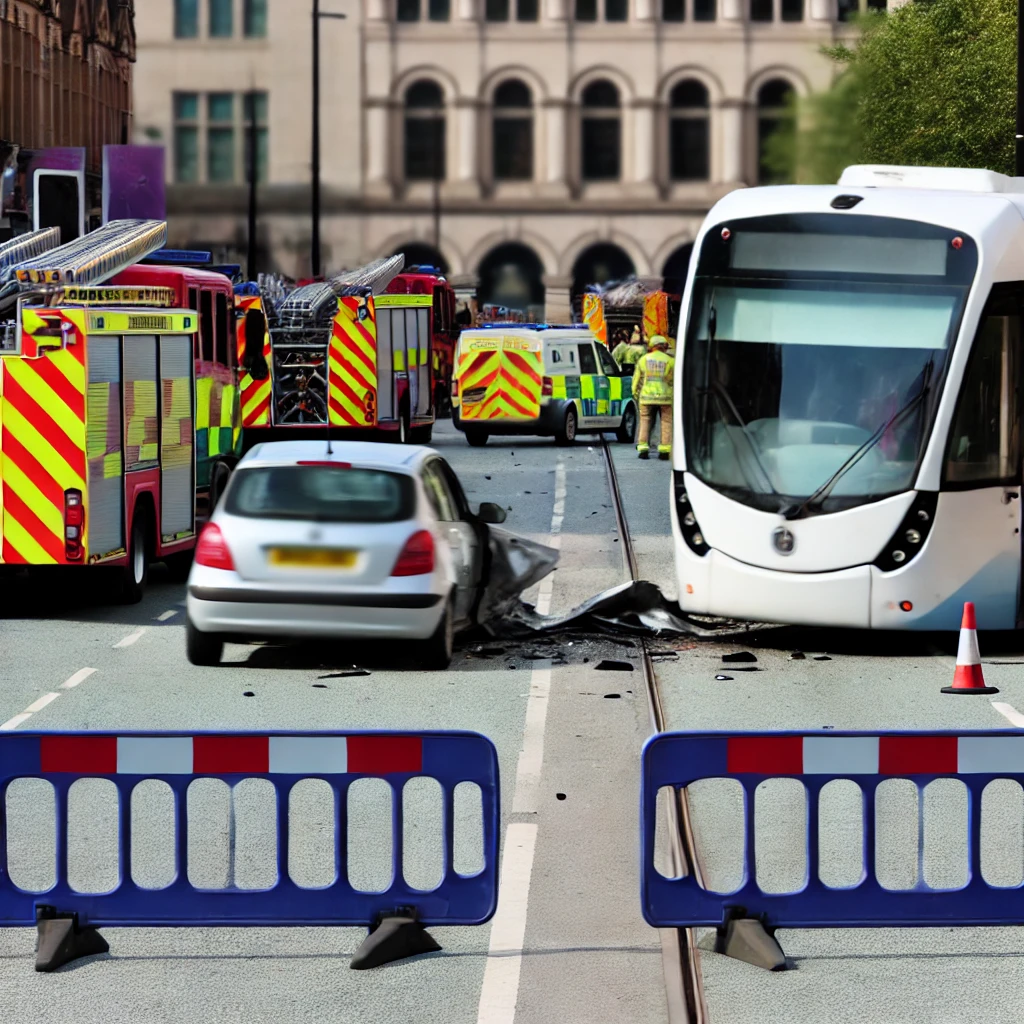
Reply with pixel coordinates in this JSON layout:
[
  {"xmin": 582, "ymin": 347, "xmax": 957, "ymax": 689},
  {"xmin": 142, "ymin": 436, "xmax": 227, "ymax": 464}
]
[{"xmin": 3, "ymin": 419, "xmax": 1024, "ymax": 1023}]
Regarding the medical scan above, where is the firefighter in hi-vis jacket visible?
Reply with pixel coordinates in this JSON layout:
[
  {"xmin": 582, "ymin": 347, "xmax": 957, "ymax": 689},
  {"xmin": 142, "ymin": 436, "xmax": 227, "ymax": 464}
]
[{"xmin": 632, "ymin": 335, "xmax": 674, "ymax": 460}]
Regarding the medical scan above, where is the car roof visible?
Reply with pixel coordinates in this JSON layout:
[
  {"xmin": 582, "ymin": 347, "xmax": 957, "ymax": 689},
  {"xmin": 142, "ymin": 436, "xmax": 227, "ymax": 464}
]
[{"xmin": 238, "ymin": 440, "xmax": 435, "ymax": 472}]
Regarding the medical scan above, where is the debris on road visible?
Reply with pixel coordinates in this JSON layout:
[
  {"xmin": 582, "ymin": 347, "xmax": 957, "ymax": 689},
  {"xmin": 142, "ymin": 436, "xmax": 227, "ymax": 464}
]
[
  {"xmin": 596, "ymin": 660, "xmax": 634, "ymax": 672},
  {"xmin": 722, "ymin": 651, "xmax": 758, "ymax": 663}
]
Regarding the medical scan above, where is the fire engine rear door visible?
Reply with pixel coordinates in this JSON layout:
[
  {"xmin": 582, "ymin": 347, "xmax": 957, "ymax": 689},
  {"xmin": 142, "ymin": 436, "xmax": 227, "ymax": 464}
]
[
  {"xmin": 376, "ymin": 308, "xmax": 396, "ymax": 422},
  {"xmin": 85, "ymin": 336, "xmax": 125, "ymax": 559},
  {"xmin": 159, "ymin": 335, "xmax": 195, "ymax": 540}
]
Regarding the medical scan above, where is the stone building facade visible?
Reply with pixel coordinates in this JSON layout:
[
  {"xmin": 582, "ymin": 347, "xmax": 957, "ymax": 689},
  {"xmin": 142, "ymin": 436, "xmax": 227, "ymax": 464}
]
[{"xmin": 135, "ymin": 0, "xmax": 893, "ymax": 319}]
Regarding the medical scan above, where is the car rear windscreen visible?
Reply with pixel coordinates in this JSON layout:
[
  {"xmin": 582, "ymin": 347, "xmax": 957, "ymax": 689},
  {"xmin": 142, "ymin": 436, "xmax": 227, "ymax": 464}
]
[{"xmin": 225, "ymin": 466, "xmax": 415, "ymax": 523}]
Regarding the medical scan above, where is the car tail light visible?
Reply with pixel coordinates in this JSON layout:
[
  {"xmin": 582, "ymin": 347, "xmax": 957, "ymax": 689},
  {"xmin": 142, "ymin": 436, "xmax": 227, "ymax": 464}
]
[
  {"xmin": 64, "ymin": 489, "xmax": 84, "ymax": 561},
  {"xmin": 541, "ymin": 377, "xmax": 553, "ymax": 397},
  {"xmin": 195, "ymin": 523, "xmax": 235, "ymax": 571},
  {"xmin": 391, "ymin": 529, "xmax": 435, "ymax": 576}
]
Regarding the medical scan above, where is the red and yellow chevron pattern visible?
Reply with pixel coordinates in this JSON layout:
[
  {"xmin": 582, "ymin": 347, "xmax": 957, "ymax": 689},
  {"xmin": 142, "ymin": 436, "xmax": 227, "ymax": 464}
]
[
  {"xmin": 328, "ymin": 296, "xmax": 378, "ymax": 428},
  {"xmin": 1, "ymin": 311, "xmax": 88, "ymax": 565},
  {"xmin": 643, "ymin": 291, "xmax": 671, "ymax": 344},
  {"xmin": 582, "ymin": 294, "xmax": 607, "ymax": 347},
  {"xmin": 236, "ymin": 296, "xmax": 271, "ymax": 427},
  {"xmin": 457, "ymin": 343, "xmax": 542, "ymax": 422}
]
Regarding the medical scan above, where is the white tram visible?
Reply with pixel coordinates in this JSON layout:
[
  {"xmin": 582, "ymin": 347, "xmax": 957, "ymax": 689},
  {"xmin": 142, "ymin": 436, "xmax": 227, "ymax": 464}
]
[{"xmin": 673, "ymin": 165, "xmax": 1024, "ymax": 630}]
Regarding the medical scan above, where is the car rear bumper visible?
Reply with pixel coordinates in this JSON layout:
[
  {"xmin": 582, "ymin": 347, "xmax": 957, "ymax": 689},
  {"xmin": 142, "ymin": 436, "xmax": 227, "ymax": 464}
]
[{"xmin": 188, "ymin": 585, "xmax": 441, "ymax": 609}]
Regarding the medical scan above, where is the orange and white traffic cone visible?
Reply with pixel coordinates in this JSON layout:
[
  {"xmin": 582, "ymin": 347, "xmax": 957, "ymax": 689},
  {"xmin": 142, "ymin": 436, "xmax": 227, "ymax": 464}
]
[{"xmin": 941, "ymin": 601, "xmax": 999, "ymax": 695}]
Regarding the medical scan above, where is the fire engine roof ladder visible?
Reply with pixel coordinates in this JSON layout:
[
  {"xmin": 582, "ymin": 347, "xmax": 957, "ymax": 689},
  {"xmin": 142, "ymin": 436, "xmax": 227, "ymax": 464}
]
[
  {"xmin": 277, "ymin": 254, "xmax": 407, "ymax": 322},
  {"xmin": 11, "ymin": 219, "xmax": 168, "ymax": 287},
  {"xmin": 0, "ymin": 228, "xmax": 63, "ymax": 283}
]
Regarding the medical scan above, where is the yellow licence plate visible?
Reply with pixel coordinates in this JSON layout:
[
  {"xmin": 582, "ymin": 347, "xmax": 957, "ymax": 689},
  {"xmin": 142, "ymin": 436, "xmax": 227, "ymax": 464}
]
[{"xmin": 268, "ymin": 548, "xmax": 357, "ymax": 569}]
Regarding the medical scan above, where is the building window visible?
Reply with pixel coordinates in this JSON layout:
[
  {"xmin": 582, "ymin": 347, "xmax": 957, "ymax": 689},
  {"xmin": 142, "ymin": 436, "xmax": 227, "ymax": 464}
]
[
  {"xmin": 244, "ymin": 0, "xmax": 268, "ymax": 36},
  {"xmin": 397, "ymin": 0, "xmax": 420, "ymax": 19},
  {"xmin": 782, "ymin": 0, "xmax": 804, "ymax": 19},
  {"xmin": 493, "ymin": 80, "xmax": 533, "ymax": 181},
  {"xmin": 662, "ymin": 0, "xmax": 684, "ymax": 22},
  {"xmin": 207, "ymin": 93, "xmax": 235, "ymax": 183},
  {"xmin": 518, "ymin": 0, "xmax": 539, "ymax": 20},
  {"xmin": 757, "ymin": 78, "xmax": 795, "ymax": 184},
  {"xmin": 430, "ymin": 0, "xmax": 451, "ymax": 18},
  {"xmin": 839, "ymin": 0, "xmax": 885, "ymax": 18},
  {"xmin": 669, "ymin": 80, "xmax": 709, "ymax": 182},
  {"xmin": 606, "ymin": 0, "xmax": 628, "ymax": 19},
  {"xmin": 209, "ymin": 0, "xmax": 234, "ymax": 36},
  {"xmin": 174, "ymin": 0, "xmax": 198, "ymax": 38},
  {"xmin": 244, "ymin": 92, "xmax": 270, "ymax": 183},
  {"xmin": 486, "ymin": 0, "xmax": 510, "ymax": 18},
  {"xmin": 404, "ymin": 81, "xmax": 446, "ymax": 181},
  {"xmin": 575, "ymin": 0, "xmax": 597, "ymax": 20},
  {"xmin": 694, "ymin": 0, "xmax": 715, "ymax": 18},
  {"xmin": 750, "ymin": 0, "xmax": 772, "ymax": 20},
  {"xmin": 580, "ymin": 80, "xmax": 621, "ymax": 182},
  {"xmin": 173, "ymin": 92, "xmax": 199, "ymax": 183}
]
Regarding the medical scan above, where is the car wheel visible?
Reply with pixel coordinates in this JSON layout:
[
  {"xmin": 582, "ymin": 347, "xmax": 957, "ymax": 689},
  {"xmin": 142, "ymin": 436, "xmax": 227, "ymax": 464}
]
[
  {"xmin": 465, "ymin": 429, "xmax": 489, "ymax": 447},
  {"xmin": 616, "ymin": 404, "xmax": 638, "ymax": 444},
  {"xmin": 120, "ymin": 510, "xmax": 150, "ymax": 604},
  {"xmin": 186, "ymin": 617, "xmax": 224, "ymax": 666},
  {"xmin": 555, "ymin": 406, "xmax": 577, "ymax": 446},
  {"xmin": 418, "ymin": 598, "xmax": 454, "ymax": 670}
]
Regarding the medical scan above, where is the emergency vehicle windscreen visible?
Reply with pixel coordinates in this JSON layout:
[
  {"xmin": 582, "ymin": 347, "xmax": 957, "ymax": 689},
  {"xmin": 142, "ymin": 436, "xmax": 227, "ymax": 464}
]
[{"xmin": 683, "ymin": 213, "xmax": 977, "ymax": 515}]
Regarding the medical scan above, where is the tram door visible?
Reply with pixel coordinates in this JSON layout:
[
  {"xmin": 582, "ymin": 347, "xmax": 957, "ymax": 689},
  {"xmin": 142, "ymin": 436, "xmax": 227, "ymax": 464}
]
[{"xmin": 943, "ymin": 285, "xmax": 1023, "ymax": 628}]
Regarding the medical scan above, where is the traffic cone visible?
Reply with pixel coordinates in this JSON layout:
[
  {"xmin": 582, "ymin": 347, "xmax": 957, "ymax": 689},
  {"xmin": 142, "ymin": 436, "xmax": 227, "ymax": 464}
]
[{"xmin": 941, "ymin": 602, "xmax": 999, "ymax": 695}]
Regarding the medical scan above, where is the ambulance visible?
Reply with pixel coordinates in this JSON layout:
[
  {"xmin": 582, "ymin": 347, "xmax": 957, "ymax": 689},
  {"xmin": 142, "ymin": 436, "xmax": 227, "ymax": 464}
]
[{"xmin": 451, "ymin": 324, "xmax": 638, "ymax": 447}]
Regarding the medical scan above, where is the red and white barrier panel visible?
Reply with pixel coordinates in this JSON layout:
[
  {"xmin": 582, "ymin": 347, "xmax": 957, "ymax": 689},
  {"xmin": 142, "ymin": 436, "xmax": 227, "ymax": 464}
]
[
  {"xmin": 725, "ymin": 735, "xmax": 1024, "ymax": 775},
  {"xmin": 30, "ymin": 735, "xmax": 422, "ymax": 775}
]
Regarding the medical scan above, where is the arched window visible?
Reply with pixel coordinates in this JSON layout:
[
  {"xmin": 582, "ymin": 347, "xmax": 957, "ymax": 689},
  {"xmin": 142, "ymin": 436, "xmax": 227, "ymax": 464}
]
[
  {"xmin": 756, "ymin": 78, "xmax": 795, "ymax": 185},
  {"xmin": 404, "ymin": 80, "xmax": 446, "ymax": 182},
  {"xmin": 750, "ymin": 0, "xmax": 772, "ymax": 19},
  {"xmin": 580, "ymin": 80, "xmax": 621, "ymax": 182},
  {"xmin": 669, "ymin": 79, "xmax": 709, "ymax": 182},
  {"xmin": 781, "ymin": 0, "xmax": 804, "ymax": 19},
  {"xmin": 493, "ymin": 80, "xmax": 533, "ymax": 181}
]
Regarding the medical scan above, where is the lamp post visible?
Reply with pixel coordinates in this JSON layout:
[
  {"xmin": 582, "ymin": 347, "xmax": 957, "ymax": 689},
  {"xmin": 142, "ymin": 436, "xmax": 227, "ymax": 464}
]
[{"xmin": 312, "ymin": 1, "xmax": 347, "ymax": 278}]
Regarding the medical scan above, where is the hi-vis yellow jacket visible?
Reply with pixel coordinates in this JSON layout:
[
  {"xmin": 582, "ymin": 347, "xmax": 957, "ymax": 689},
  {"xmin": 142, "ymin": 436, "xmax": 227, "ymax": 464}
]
[{"xmin": 632, "ymin": 349, "xmax": 675, "ymax": 405}]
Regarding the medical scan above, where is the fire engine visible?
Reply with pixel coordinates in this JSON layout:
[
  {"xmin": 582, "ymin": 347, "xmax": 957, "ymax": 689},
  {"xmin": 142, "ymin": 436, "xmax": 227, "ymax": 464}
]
[
  {"xmin": 0, "ymin": 220, "xmax": 243, "ymax": 601},
  {"xmin": 237, "ymin": 256, "xmax": 455, "ymax": 449}
]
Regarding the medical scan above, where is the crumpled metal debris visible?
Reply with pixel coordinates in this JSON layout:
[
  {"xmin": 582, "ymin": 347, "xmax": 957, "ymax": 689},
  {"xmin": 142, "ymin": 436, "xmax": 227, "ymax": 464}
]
[{"xmin": 475, "ymin": 527, "xmax": 560, "ymax": 627}]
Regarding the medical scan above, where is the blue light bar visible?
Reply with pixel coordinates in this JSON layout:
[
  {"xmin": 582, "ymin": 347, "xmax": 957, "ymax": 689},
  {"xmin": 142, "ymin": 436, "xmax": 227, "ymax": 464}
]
[
  {"xmin": 143, "ymin": 248, "xmax": 213, "ymax": 265},
  {"xmin": 209, "ymin": 264, "xmax": 242, "ymax": 279}
]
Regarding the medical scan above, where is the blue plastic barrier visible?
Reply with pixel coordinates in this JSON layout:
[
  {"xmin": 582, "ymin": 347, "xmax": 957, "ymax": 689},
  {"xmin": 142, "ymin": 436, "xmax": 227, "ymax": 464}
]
[
  {"xmin": 0, "ymin": 730, "xmax": 499, "ymax": 930},
  {"xmin": 642, "ymin": 730, "xmax": 1024, "ymax": 930}
]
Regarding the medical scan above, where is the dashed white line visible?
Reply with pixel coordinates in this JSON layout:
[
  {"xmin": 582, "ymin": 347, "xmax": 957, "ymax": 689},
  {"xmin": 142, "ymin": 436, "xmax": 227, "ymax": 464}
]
[
  {"xmin": 24, "ymin": 693, "xmax": 60, "ymax": 714},
  {"xmin": 60, "ymin": 667, "xmax": 97, "ymax": 690},
  {"xmin": 114, "ymin": 629, "xmax": 146, "ymax": 648},
  {"xmin": 992, "ymin": 701, "xmax": 1024, "ymax": 728},
  {"xmin": 157, "ymin": 609, "xmax": 178, "ymax": 622},
  {"xmin": 0, "ymin": 713, "xmax": 33, "ymax": 732},
  {"xmin": 511, "ymin": 667, "xmax": 551, "ymax": 815}
]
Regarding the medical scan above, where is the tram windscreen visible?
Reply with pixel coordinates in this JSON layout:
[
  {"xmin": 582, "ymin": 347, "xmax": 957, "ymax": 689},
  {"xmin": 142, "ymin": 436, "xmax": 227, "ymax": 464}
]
[{"xmin": 684, "ymin": 214, "xmax": 978, "ymax": 514}]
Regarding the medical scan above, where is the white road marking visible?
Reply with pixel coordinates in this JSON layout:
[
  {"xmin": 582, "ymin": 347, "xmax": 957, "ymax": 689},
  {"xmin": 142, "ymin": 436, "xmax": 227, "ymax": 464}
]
[
  {"xmin": 60, "ymin": 667, "xmax": 97, "ymax": 690},
  {"xmin": 992, "ymin": 701, "xmax": 1024, "ymax": 729},
  {"xmin": 0, "ymin": 713, "xmax": 33, "ymax": 732},
  {"xmin": 477, "ymin": 463, "xmax": 565, "ymax": 1024},
  {"xmin": 475, "ymin": 823, "xmax": 538, "ymax": 1024},
  {"xmin": 24, "ymin": 692, "xmax": 60, "ymax": 714},
  {"xmin": 157, "ymin": 609, "xmax": 178, "ymax": 622},
  {"xmin": 114, "ymin": 629, "xmax": 145, "ymax": 648}
]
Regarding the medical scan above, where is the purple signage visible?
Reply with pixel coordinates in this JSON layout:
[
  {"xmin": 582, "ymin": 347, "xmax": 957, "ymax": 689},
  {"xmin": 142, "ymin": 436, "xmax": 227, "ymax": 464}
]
[{"xmin": 102, "ymin": 146, "xmax": 166, "ymax": 223}]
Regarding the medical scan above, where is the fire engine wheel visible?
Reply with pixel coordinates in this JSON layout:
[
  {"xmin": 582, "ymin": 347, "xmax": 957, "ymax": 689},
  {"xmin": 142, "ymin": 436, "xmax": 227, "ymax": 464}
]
[
  {"xmin": 465, "ymin": 429, "xmax": 489, "ymax": 447},
  {"xmin": 616, "ymin": 404, "xmax": 638, "ymax": 444},
  {"xmin": 555, "ymin": 407, "xmax": 578, "ymax": 447},
  {"xmin": 416, "ymin": 597, "xmax": 454, "ymax": 670},
  {"xmin": 186, "ymin": 618, "xmax": 224, "ymax": 667},
  {"xmin": 120, "ymin": 513, "xmax": 150, "ymax": 605}
]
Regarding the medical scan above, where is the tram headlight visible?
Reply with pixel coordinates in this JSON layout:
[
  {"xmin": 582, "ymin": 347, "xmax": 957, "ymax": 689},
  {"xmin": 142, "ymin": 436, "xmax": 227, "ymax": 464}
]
[
  {"xmin": 874, "ymin": 492, "xmax": 938, "ymax": 573},
  {"xmin": 674, "ymin": 471, "xmax": 709, "ymax": 558}
]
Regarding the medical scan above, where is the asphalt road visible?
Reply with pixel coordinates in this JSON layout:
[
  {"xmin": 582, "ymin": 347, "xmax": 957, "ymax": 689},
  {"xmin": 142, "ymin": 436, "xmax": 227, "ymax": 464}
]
[{"xmin": 4, "ymin": 419, "xmax": 1024, "ymax": 1024}]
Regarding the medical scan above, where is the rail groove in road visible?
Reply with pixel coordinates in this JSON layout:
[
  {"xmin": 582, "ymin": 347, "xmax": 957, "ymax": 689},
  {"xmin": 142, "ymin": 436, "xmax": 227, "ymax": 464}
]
[{"xmin": 600, "ymin": 440, "xmax": 707, "ymax": 1024}]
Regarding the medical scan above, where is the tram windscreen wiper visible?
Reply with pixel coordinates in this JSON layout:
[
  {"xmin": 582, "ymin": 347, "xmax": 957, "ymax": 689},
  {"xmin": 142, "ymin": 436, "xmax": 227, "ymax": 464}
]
[{"xmin": 781, "ymin": 359, "xmax": 935, "ymax": 521}]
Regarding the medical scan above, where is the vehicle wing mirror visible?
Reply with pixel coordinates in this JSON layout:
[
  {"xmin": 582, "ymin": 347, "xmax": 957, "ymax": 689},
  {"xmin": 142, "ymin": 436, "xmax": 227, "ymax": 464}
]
[
  {"xmin": 477, "ymin": 502, "xmax": 507, "ymax": 524},
  {"xmin": 243, "ymin": 308, "xmax": 269, "ymax": 381}
]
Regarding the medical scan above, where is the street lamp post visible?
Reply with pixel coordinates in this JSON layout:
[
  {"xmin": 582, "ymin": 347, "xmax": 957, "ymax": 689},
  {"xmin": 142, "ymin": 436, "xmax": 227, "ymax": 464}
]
[{"xmin": 312, "ymin": 1, "xmax": 347, "ymax": 278}]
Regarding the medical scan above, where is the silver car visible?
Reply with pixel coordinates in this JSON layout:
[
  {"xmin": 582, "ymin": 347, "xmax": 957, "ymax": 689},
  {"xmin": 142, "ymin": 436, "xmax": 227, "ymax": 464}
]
[{"xmin": 185, "ymin": 440, "xmax": 506, "ymax": 669}]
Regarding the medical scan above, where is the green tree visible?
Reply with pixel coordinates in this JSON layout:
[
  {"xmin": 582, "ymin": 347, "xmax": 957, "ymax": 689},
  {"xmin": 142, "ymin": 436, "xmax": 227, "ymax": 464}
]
[{"xmin": 774, "ymin": 0, "xmax": 1017, "ymax": 184}]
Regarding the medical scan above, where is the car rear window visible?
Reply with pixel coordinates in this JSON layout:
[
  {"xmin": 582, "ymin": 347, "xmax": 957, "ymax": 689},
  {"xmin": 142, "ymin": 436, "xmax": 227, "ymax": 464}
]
[{"xmin": 225, "ymin": 465, "xmax": 415, "ymax": 523}]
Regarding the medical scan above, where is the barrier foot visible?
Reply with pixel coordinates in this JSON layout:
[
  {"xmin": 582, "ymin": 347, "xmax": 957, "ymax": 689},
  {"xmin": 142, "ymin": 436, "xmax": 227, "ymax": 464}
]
[
  {"xmin": 715, "ymin": 917, "xmax": 787, "ymax": 971},
  {"xmin": 35, "ymin": 909, "xmax": 108, "ymax": 972},
  {"xmin": 350, "ymin": 913, "xmax": 442, "ymax": 970}
]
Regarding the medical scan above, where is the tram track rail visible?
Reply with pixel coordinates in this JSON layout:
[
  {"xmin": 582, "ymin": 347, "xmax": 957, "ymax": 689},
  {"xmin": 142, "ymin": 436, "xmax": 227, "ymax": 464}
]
[{"xmin": 601, "ymin": 438, "xmax": 708, "ymax": 1024}]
